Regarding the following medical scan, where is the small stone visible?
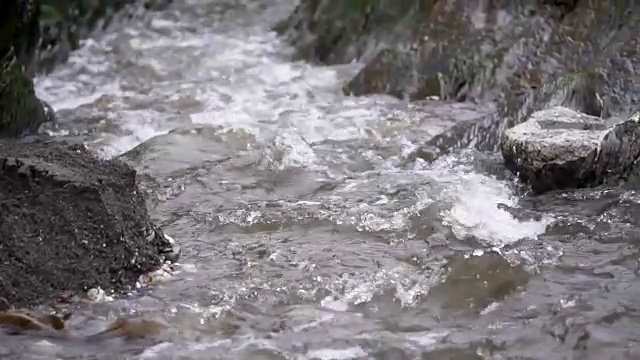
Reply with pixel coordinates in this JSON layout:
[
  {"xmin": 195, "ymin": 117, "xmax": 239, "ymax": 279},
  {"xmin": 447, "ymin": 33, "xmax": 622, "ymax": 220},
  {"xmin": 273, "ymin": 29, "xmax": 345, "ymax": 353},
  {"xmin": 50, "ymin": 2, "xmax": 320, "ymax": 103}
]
[
  {"xmin": 87, "ymin": 317, "xmax": 170, "ymax": 340},
  {"xmin": 85, "ymin": 288, "xmax": 114, "ymax": 303},
  {"xmin": 136, "ymin": 263, "xmax": 174, "ymax": 288},
  {"xmin": 159, "ymin": 233, "xmax": 182, "ymax": 264}
]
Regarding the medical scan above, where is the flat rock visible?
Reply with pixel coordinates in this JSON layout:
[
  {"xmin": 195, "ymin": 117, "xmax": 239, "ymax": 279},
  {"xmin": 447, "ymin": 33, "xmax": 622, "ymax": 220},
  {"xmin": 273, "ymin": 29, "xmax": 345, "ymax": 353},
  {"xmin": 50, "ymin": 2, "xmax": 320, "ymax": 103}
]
[
  {"xmin": 501, "ymin": 106, "xmax": 640, "ymax": 194},
  {"xmin": 0, "ymin": 139, "xmax": 176, "ymax": 307}
]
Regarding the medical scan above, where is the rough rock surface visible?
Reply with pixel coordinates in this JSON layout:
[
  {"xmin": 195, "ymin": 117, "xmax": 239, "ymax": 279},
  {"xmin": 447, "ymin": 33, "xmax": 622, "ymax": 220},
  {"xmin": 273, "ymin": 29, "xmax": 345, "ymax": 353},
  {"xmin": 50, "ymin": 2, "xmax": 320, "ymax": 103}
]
[
  {"xmin": 276, "ymin": 1, "xmax": 640, "ymax": 156},
  {"xmin": 0, "ymin": 139, "xmax": 175, "ymax": 307},
  {"xmin": 501, "ymin": 107, "xmax": 640, "ymax": 194}
]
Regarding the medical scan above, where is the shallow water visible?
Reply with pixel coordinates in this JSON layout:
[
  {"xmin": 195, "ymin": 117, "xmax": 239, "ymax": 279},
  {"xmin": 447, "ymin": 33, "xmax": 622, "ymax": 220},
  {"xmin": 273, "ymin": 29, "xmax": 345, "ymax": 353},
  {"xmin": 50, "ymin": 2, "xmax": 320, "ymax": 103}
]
[{"xmin": 7, "ymin": 0, "xmax": 639, "ymax": 359}]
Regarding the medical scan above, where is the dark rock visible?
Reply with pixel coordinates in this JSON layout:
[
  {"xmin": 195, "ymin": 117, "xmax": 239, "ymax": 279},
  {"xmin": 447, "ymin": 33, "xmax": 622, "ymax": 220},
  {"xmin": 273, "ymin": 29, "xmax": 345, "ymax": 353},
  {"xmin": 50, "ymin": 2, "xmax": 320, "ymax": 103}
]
[
  {"xmin": 0, "ymin": 1, "xmax": 48, "ymax": 137},
  {"xmin": 547, "ymin": 71, "xmax": 608, "ymax": 118},
  {"xmin": 153, "ymin": 226, "xmax": 181, "ymax": 264},
  {"xmin": 0, "ymin": 139, "xmax": 176, "ymax": 307},
  {"xmin": 344, "ymin": 47, "xmax": 444, "ymax": 101},
  {"xmin": 7, "ymin": 0, "xmax": 41, "ymax": 79},
  {"xmin": 501, "ymin": 106, "xmax": 640, "ymax": 194},
  {"xmin": 414, "ymin": 70, "xmax": 611, "ymax": 161},
  {"xmin": 276, "ymin": 0, "xmax": 420, "ymax": 65},
  {"xmin": 426, "ymin": 250, "xmax": 529, "ymax": 314},
  {"xmin": 0, "ymin": 49, "xmax": 48, "ymax": 137}
]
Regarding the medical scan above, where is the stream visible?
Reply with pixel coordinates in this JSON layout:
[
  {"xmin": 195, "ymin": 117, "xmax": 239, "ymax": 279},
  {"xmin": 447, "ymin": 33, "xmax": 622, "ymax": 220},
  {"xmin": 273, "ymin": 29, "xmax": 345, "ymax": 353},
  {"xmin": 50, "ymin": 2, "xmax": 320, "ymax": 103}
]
[{"xmin": 3, "ymin": 0, "xmax": 639, "ymax": 359}]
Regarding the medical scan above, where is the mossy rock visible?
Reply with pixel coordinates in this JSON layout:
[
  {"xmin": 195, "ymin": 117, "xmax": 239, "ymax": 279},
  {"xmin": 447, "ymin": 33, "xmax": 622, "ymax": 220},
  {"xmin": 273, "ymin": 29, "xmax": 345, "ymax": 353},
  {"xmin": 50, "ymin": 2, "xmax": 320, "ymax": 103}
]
[{"xmin": 0, "ymin": 51, "xmax": 47, "ymax": 137}]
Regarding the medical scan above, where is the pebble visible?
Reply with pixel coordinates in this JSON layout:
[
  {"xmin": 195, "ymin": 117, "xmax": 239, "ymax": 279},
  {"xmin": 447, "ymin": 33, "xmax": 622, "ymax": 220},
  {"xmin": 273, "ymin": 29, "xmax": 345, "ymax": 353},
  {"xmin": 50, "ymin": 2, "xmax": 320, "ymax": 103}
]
[
  {"xmin": 136, "ymin": 262, "xmax": 175, "ymax": 288},
  {"xmin": 85, "ymin": 288, "xmax": 114, "ymax": 303}
]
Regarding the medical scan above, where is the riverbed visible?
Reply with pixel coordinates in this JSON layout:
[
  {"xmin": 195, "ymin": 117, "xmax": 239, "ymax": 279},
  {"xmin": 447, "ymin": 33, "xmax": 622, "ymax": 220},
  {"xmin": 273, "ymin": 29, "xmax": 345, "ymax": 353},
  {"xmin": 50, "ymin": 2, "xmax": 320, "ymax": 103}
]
[{"xmin": 5, "ymin": 0, "xmax": 639, "ymax": 359}]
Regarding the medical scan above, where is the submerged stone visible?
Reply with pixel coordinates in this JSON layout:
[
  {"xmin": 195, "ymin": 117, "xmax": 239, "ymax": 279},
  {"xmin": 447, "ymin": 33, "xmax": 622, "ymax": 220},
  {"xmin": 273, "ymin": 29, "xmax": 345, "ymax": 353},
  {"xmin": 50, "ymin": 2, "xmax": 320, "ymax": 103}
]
[
  {"xmin": 0, "ymin": 139, "xmax": 178, "ymax": 307},
  {"xmin": 426, "ymin": 251, "xmax": 529, "ymax": 314},
  {"xmin": 501, "ymin": 107, "xmax": 640, "ymax": 194},
  {"xmin": 0, "ymin": 297, "xmax": 69, "ymax": 335},
  {"xmin": 86, "ymin": 317, "xmax": 170, "ymax": 340}
]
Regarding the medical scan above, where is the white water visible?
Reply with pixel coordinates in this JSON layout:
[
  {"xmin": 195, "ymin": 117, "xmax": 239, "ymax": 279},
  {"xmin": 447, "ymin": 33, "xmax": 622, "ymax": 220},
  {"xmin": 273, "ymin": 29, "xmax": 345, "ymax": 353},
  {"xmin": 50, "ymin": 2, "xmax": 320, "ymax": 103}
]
[
  {"xmin": 35, "ymin": 2, "xmax": 549, "ymax": 248},
  {"xmin": 29, "ymin": 1, "xmax": 554, "ymax": 357}
]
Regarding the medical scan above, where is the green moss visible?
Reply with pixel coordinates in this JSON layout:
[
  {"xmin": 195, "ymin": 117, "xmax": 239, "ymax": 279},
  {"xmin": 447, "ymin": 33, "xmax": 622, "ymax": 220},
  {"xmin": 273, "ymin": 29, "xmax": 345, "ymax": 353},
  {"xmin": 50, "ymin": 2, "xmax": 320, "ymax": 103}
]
[
  {"xmin": 0, "ymin": 52, "xmax": 46, "ymax": 137},
  {"xmin": 40, "ymin": 4, "xmax": 64, "ymax": 24}
]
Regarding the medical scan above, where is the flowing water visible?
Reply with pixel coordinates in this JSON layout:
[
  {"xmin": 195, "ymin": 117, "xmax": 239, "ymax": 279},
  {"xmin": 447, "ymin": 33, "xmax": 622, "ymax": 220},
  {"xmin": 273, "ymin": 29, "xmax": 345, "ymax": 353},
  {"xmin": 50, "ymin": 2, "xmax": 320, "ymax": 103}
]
[{"xmin": 5, "ymin": 0, "xmax": 640, "ymax": 359}]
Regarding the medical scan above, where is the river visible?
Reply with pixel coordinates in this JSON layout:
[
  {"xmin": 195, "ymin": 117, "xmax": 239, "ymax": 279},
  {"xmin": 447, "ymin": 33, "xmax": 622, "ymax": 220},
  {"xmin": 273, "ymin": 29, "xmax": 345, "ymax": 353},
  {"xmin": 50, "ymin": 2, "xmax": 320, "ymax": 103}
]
[{"xmin": 5, "ymin": 0, "xmax": 639, "ymax": 359}]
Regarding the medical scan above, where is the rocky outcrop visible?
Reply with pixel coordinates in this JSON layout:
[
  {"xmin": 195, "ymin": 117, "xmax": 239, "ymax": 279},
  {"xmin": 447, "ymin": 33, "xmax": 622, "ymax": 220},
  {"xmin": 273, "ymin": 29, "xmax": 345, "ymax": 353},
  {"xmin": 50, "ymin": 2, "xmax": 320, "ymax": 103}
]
[
  {"xmin": 501, "ymin": 107, "xmax": 640, "ymax": 194},
  {"xmin": 276, "ymin": 0, "xmax": 640, "ymax": 156},
  {"xmin": 0, "ymin": 139, "xmax": 178, "ymax": 307}
]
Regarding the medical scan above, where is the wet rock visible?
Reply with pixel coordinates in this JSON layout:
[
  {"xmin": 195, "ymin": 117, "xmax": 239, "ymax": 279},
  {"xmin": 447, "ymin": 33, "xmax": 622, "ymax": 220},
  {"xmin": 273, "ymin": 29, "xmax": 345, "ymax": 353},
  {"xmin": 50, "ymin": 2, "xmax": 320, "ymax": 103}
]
[
  {"xmin": 87, "ymin": 316, "xmax": 170, "ymax": 340},
  {"xmin": 501, "ymin": 106, "xmax": 640, "ymax": 194},
  {"xmin": 0, "ymin": 139, "xmax": 176, "ymax": 307},
  {"xmin": 426, "ymin": 251, "xmax": 529, "ymax": 314},
  {"xmin": 0, "ymin": 295, "xmax": 172, "ymax": 342},
  {"xmin": 344, "ymin": 48, "xmax": 442, "ymax": 101},
  {"xmin": 278, "ymin": 0, "xmax": 559, "ymax": 102},
  {"xmin": 0, "ymin": 1, "xmax": 48, "ymax": 137},
  {"xmin": 7, "ymin": 0, "xmax": 41, "ymax": 78},
  {"xmin": 0, "ymin": 51, "xmax": 49, "ymax": 137},
  {"xmin": 409, "ymin": 103, "xmax": 497, "ymax": 161},
  {"xmin": 275, "ymin": 0, "xmax": 418, "ymax": 65},
  {"xmin": 0, "ymin": 297, "xmax": 69, "ymax": 335},
  {"xmin": 546, "ymin": 72, "xmax": 608, "ymax": 119}
]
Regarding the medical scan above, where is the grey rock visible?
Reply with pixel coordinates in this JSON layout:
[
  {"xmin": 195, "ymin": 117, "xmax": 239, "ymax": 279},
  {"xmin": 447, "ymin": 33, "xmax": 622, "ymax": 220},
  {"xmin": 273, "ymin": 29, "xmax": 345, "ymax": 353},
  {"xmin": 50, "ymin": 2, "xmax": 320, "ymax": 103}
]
[{"xmin": 501, "ymin": 106, "xmax": 640, "ymax": 194}]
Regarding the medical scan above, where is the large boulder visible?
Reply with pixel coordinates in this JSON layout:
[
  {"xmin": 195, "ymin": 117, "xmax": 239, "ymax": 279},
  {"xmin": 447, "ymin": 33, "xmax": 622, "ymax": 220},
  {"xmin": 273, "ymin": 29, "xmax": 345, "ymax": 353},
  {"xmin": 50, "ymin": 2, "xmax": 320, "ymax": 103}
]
[
  {"xmin": 501, "ymin": 106, "xmax": 640, "ymax": 194},
  {"xmin": 0, "ymin": 139, "xmax": 178, "ymax": 307}
]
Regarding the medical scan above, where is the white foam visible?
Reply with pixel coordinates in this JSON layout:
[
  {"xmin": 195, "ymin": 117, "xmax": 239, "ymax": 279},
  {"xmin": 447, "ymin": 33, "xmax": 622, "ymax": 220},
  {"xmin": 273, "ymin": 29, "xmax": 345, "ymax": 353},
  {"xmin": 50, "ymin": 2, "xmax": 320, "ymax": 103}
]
[
  {"xmin": 431, "ymin": 157, "xmax": 551, "ymax": 246},
  {"xmin": 35, "ymin": 7, "xmax": 401, "ymax": 158}
]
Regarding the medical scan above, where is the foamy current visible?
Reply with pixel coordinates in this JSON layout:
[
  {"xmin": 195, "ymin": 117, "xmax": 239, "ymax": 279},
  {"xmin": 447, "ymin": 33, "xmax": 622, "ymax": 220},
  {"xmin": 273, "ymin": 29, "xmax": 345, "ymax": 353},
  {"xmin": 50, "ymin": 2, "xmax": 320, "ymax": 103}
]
[{"xmin": 18, "ymin": 1, "xmax": 569, "ymax": 358}]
